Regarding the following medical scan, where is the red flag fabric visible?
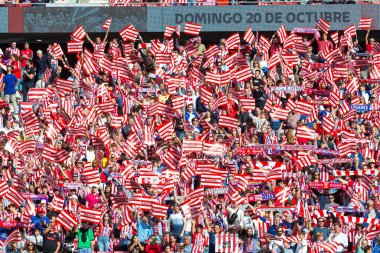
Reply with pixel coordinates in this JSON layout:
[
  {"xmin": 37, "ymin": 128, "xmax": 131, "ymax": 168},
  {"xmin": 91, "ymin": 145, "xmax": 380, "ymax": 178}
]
[
  {"xmin": 67, "ymin": 40, "xmax": 83, "ymax": 54},
  {"xmin": 243, "ymin": 26, "xmax": 255, "ymax": 44},
  {"xmin": 316, "ymin": 18, "xmax": 330, "ymax": 34},
  {"xmin": 359, "ymin": 17, "xmax": 372, "ymax": 30},
  {"xmin": 5, "ymin": 186, "xmax": 25, "ymax": 207},
  {"xmin": 119, "ymin": 24, "xmax": 139, "ymax": 42},
  {"xmin": 80, "ymin": 208, "xmax": 102, "ymax": 224},
  {"xmin": 322, "ymin": 116, "xmax": 335, "ymax": 133},
  {"xmin": 71, "ymin": 25, "xmax": 86, "ymax": 41},
  {"xmin": 102, "ymin": 17, "xmax": 112, "ymax": 30},
  {"xmin": 56, "ymin": 210, "xmax": 78, "ymax": 230},
  {"xmin": 276, "ymin": 25, "xmax": 287, "ymax": 43},
  {"xmin": 184, "ymin": 22, "xmax": 202, "ymax": 36},
  {"xmin": 52, "ymin": 43, "xmax": 64, "ymax": 57},
  {"xmin": 164, "ymin": 25, "xmax": 176, "ymax": 38}
]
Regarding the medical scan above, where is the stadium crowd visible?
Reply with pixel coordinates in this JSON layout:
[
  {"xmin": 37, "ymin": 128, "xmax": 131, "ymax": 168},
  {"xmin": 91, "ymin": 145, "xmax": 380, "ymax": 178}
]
[{"xmin": 0, "ymin": 16, "xmax": 379, "ymax": 253}]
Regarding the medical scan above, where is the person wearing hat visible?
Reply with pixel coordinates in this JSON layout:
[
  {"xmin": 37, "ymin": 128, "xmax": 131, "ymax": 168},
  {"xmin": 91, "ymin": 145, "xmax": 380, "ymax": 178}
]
[{"xmin": 31, "ymin": 207, "xmax": 50, "ymax": 231}]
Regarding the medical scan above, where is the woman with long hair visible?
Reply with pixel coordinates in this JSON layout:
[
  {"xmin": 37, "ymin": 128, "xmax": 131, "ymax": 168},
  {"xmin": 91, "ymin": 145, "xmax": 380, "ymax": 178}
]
[
  {"xmin": 23, "ymin": 242, "xmax": 36, "ymax": 253},
  {"xmin": 97, "ymin": 213, "xmax": 114, "ymax": 252}
]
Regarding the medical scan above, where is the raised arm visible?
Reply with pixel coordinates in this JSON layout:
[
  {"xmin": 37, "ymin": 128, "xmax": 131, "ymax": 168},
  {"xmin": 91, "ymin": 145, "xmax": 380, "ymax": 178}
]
[
  {"xmin": 102, "ymin": 29, "xmax": 109, "ymax": 44},
  {"xmin": 85, "ymin": 33, "xmax": 95, "ymax": 45},
  {"xmin": 365, "ymin": 30, "xmax": 370, "ymax": 45}
]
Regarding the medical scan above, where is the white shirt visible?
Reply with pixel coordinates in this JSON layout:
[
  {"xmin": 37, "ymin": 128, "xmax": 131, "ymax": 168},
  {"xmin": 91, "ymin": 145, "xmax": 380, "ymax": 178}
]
[
  {"xmin": 295, "ymin": 239, "xmax": 308, "ymax": 253},
  {"xmin": 328, "ymin": 232, "xmax": 348, "ymax": 253},
  {"xmin": 226, "ymin": 206, "xmax": 244, "ymax": 227}
]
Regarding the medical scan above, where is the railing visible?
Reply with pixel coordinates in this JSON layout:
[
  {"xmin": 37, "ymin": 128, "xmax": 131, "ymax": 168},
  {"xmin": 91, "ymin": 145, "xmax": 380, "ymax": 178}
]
[{"xmin": 2, "ymin": 0, "xmax": 379, "ymax": 6}]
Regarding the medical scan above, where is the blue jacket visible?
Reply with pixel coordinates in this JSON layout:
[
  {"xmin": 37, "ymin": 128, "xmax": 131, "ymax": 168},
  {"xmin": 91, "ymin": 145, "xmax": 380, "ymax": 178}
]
[{"xmin": 31, "ymin": 215, "xmax": 50, "ymax": 231}]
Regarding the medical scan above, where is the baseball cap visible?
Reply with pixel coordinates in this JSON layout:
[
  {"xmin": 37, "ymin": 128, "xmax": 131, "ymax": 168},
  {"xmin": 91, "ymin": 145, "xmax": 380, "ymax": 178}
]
[
  {"xmin": 40, "ymin": 199, "xmax": 47, "ymax": 204},
  {"xmin": 36, "ymin": 207, "xmax": 44, "ymax": 213}
]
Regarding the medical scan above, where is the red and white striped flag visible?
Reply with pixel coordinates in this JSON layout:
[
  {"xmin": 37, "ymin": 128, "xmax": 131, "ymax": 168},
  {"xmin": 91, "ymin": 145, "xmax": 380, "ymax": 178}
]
[
  {"xmin": 56, "ymin": 210, "xmax": 78, "ymax": 230},
  {"xmin": 240, "ymin": 98, "xmax": 255, "ymax": 111},
  {"xmin": 164, "ymin": 25, "xmax": 176, "ymax": 38},
  {"xmin": 0, "ymin": 181, "xmax": 8, "ymax": 197},
  {"xmin": 119, "ymin": 24, "xmax": 139, "ymax": 42},
  {"xmin": 296, "ymin": 126, "xmax": 316, "ymax": 140},
  {"xmin": 359, "ymin": 17, "xmax": 372, "ymax": 30},
  {"xmin": 71, "ymin": 25, "xmax": 86, "ymax": 41},
  {"xmin": 276, "ymin": 25, "xmax": 287, "ymax": 43},
  {"xmin": 2, "ymin": 230, "xmax": 22, "ymax": 247},
  {"xmin": 318, "ymin": 242, "xmax": 340, "ymax": 253},
  {"xmin": 235, "ymin": 66, "xmax": 253, "ymax": 82},
  {"xmin": 215, "ymin": 233, "xmax": 239, "ymax": 253},
  {"xmin": 52, "ymin": 43, "xmax": 64, "ymax": 57},
  {"xmin": 322, "ymin": 116, "xmax": 335, "ymax": 133},
  {"xmin": 275, "ymin": 186, "xmax": 290, "ymax": 204},
  {"xmin": 346, "ymin": 77, "xmax": 359, "ymax": 94},
  {"xmin": 294, "ymin": 101, "xmax": 313, "ymax": 116},
  {"xmin": 344, "ymin": 24, "xmax": 357, "ymax": 38},
  {"xmin": 268, "ymin": 53, "xmax": 281, "ymax": 70},
  {"xmin": 259, "ymin": 35, "xmax": 271, "ymax": 53},
  {"xmin": 157, "ymin": 121, "xmax": 174, "ymax": 141},
  {"xmin": 184, "ymin": 22, "xmax": 202, "ymax": 36},
  {"xmin": 243, "ymin": 26, "xmax": 255, "ymax": 44},
  {"xmin": 200, "ymin": 172, "xmax": 223, "ymax": 188},
  {"xmin": 270, "ymin": 106, "xmax": 289, "ymax": 121},
  {"xmin": 338, "ymin": 142, "xmax": 356, "ymax": 157},
  {"xmin": 182, "ymin": 139, "xmax": 203, "ymax": 153},
  {"xmin": 80, "ymin": 208, "xmax": 102, "ymax": 224},
  {"xmin": 128, "ymin": 196, "xmax": 156, "ymax": 211},
  {"xmin": 81, "ymin": 168, "xmax": 100, "ymax": 184},
  {"xmin": 330, "ymin": 31, "xmax": 339, "ymax": 46},
  {"xmin": 225, "ymin": 32, "xmax": 240, "ymax": 50},
  {"xmin": 218, "ymin": 115, "xmax": 239, "ymax": 129},
  {"xmin": 67, "ymin": 40, "xmax": 83, "ymax": 54},
  {"xmin": 228, "ymin": 188, "xmax": 245, "ymax": 206},
  {"xmin": 51, "ymin": 195, "xmax": 64, "ymax": 211},
  {"xmin": 102, "ymin": 18, "xmax": 112, "ymax": 30},
  {"xmin": 5, "ymin": 186, "xmax": 25, "ymax": 207},
  {"xmin": 151, "ymin": 203, "xmax": 169, "ymax": 218},
  {"xmin": 316, "ymin": 18, "xmax": 330, "ymax": 34},
  {"xmin": 202, "ymin": 142, "xmax": 225, "ymax": 157},
  {"xmin": 27, "ymin": 88, "xmax": 48, "ymax": 101}
]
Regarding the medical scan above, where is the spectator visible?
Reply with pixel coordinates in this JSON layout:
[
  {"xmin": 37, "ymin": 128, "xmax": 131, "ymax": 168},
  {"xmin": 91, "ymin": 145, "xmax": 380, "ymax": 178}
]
[
  {"xmin": 33, "ymin": 50, "xmax": 50, "ymax": 81},
  {"xmin": 327, "ymin": 222, "xmax": 348, "ymax": 253},
  {"xmin": 31, "ymin": 208, "xmax": 49, "ymax": 232},
  {"xmin": 21, "ymin": 59, "xmax": 35, "ymax": 101},
  {"xmin": 2, "ymin": 66, "xmax": 18, "ymax": 113},
  {"xmin": 75, "ymin": 222, "xmax": 95, "ymax": 253},
  {"xmin": 168, "ymin": 203, "xmax": 186, "ymax": 242},
  {"xmin": 42, "ymin": 222, "xmax": 60, "ymax": 253}
]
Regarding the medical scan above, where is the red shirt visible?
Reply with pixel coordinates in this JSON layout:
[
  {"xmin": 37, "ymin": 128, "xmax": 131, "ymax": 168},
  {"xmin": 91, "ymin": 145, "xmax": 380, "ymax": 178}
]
[
  {"xmin": 317, "ymin": 39, "xmax": 333, "ymax": 52},
  {"xmin": 366, "ymin": 43, "xmax": 373, "ymax": 53},
  {"xmin": 20, "ymin": 49, "xmax": 33, "ymax": 68},
  {"xmin": 11, "ymin": 61, "xmax": 21, "ymax": 79}
]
